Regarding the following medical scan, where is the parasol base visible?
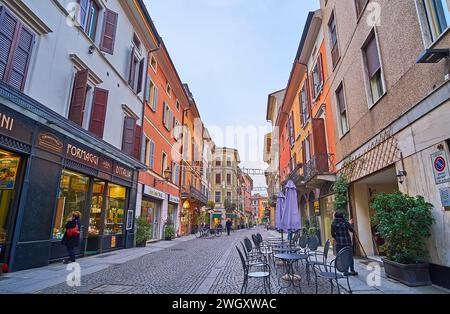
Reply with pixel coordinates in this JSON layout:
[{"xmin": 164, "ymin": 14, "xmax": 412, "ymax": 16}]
[{"xmin": 281, "ymin": 274, "xmax": 301, "ymax": 282}]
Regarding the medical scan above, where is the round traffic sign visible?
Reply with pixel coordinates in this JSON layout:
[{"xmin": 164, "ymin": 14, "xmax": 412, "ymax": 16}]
[{"xmin": 434, "ymin": 156, "xmax": 446, "ymax": 172}]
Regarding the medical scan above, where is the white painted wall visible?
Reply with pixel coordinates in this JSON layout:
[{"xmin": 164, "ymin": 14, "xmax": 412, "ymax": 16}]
[
  {"xmin": 396, "ymin": 101, "xmax": 450, "ymax": 267},
  {"xmin": 17, "ymin": 0, "xmax": 152, "ymax": 150}
]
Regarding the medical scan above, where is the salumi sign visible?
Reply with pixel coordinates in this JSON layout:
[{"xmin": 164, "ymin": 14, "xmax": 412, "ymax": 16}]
[{"xmin": 431, "ymin": 150, "xmax": 450, "ymax": 184}]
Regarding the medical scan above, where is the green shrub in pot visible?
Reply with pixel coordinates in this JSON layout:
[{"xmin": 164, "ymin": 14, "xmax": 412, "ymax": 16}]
[
  {"xmin": 135, "ymin": 217, "xmax": 151, "ymax": 247},
  {"xmin": 371, "ymin": 191, "xmax": 434, "ymax": 264}
]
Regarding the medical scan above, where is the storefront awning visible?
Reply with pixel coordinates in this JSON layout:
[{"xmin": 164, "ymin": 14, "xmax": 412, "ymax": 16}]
[
  {"xmin": 226, "ymin": 213, "xmax": 236, "ymax": 219},
  {"xmin": 212, "ymin": 214, "xmax": 222, "ymax": 220}
]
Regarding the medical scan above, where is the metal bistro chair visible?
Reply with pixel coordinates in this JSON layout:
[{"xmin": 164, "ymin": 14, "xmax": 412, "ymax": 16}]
[
  {"xmin": 256, "ymin": 233, "xmax": 274, "ymax": 265},
  {"xmin": 298, "ymin": 234, "xmax": 308, "ymax": 254},
  {"xmin": 241, "ymin": 241, "xmax": 267, "ymax": 270},
  {"xmin": 310, "ymin": 240, "xmax": 331, "ymax": 285},
  {"xmin": 244, "ymin": 237, "xmax": 263, "ymax": 261},
  {"xmin": 305, "ymin": 235, "xmax": 320, "ymax": 283},
  {"xmin": 236, "ymin": 246, "xmax": 271, "ymax": 294},
  {"xmin": 315, "ymin": 246, "xmax": 353, "ymax": 294}
]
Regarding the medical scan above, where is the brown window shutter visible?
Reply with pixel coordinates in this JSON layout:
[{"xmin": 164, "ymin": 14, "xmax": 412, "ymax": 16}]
[
  {"xmin": 299, "ymin": 91, "xmax": 304, "ymax": 126},
  {"xmin": 317, "ymin": 53, "xmax": 323, "ymax": 85},
  {"xmin": 302, "ymin": 140, "xmax": 306, "ymax": 164},
  {"xmin": 89, "ymin": 88, "xmax": 109, "ymax": 138},
  {"xmin": 100, "ymin": 9, "xmax": 118, "ymax": 54},
  {"xmin": 0, "ymin": 7, "xmax": 17, "ymax": 83},
  {"xmin": 122, "ymin": 116, "xmax": 136, "ymax": 156},
  {"xmin": 136, "ymin": 58, "xmax": 145, "ymax": 94},
  {"xmin": 0, "ymin": 8, "xmax": 34, "ymax": 91},
  {"xmin": 365, "ymin": 34, "xmax": 381, "ymax": 78},
  {"xmin": 68, "ymin": 69, "xmax": 89, "ymax": 126},
  {"xmin": 306, "ymin": 77, "xmax": 312, "ymax": 119},
  {"xmin": 133, "ymin": 124, "xmax": 142, "ymax": 160},
  {"xmin": 128, "ymin": 46, "xmax": 136, "ymax": 86}
]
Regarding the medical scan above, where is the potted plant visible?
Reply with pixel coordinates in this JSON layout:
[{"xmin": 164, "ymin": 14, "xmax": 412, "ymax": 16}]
[
  {"xmin": 135, "ymin": 217, "xmax": 151, "ymax": 247},
  {"xmin": 164, "ymin": 219, "xmax": 176, "ymax": 241},
  {"xmin": 371, "ymin": 191, "xmax": 435, "ymax": 286}
]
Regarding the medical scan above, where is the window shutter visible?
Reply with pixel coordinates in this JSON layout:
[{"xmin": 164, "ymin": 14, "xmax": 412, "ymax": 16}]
[
  {"xmin": 128, "ymin": 46, "xmax": 135, "ymax": 86},
  {"xmin": 365, "ymin": 34, "xmax": 381, "ymax": 78},
  {"xmin": 100, "ymin": 9, "xmax": 118, "ymax": 54},
  {"xmin": 302, "ymin": 140, "xmax": 306, "ymax": 164},
  {"xmin": 299, "ymin": 91, "xmax": 304, "ymax": 126},
  {"xmin": 68, "ymin": 69, "xmax": 89, "ymax": 126},
  {"xmin": 134, "ymin": 124, "xmax": 142, "ymax": 160},
  {"xmin": 153, "ymin": 86, "xmax": 158, "ymax": 111},
  {"xmin": 306, "ymin": 77, "xmax": 311, "ymax": 119},
  {"xmin": 10, "ymin": 24, "xmax": 34, "ymax": 91},
  {"xmin": 144, "ymin": 74, "xmax": 151, "ymax": 102},
  {"xmin": 163, "ymin": 102, "xmax": 167, "ymax": 126},
  {"xmin": 312, "ymin": 118, "xmax": 329, "ymax": 172},
  {"xmin": 136, "ymin": 58, "xmax": 145, "ymax": 94},
  {"xmin": 168, "ymin": 110, "xmax": 173, "ymax": 131},
  {"xmin": 0, "ymin": 8, "xmax": 34, "ymax": 91},
  {"xmin": 337, "ymin": 85, "xmax": 346, "ymax": 114},
  {"xmin": 0, "ymin": 7, "xmax": 18, "ymax": 83},
  {"xmin": 317, "ymin": 53, "xmax": 323, "ymax": 87},
  {"xmin": 122, "ymin": 116, "xmax": 136, "ymax": 156},
  {"xmin": 89, "ymin": 88, "xmax": 109, "ymax": 138},
  {"xmin": 149, "ymin": 140, "xmax": 155, "ymax": 169}
]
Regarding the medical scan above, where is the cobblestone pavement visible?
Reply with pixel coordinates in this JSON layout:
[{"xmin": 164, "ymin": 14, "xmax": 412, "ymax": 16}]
[{"xmin": 43, "ymin": 227, "xmax": 340, "ymax": 294}]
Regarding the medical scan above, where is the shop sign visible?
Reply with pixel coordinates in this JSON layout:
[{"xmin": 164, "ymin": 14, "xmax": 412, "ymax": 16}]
[
  {"xmin": 0, "ymin": 105, "xmax": 33, "ymax": 144},
  {"xmin": 439, "ymin": 187, "xmax": 450, "ymax": 209},
  {"xmin": 37, "ymin": 132, "xmax": 63, "ymax": 153},
  {"xmin": 431, "ymin": 150, "xmax": 450, "ymax": 184},
  {"xmin": 169, "ymin": 195, "xmax": 180, "ymax": 204},
  {"xmin": 0, "ymin": 156, "xmax": 20, "ymax": 189},
  {"xmin": 99, "ymin": 157, "xmax": 113, "ymax": 174},
  {"xmin": 66, "ymin": 143, "xmax": 99, "ymax": 168},
  {"xmin": 144, "ymin": 185, "xmax": 166, "ymax": 200},
  {"xmin": 126, "ymin": 210, "xmax": 134, "ymax": 230},
  {"xmin": 114, "ymin": 164, "xmax": 133, "ymax": 181}
]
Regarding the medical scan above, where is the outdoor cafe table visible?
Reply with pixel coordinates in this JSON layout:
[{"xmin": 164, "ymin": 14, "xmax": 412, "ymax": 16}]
[
  {"xmin": 274, "ymin": 253, "xmax": 308, "ymax": 294},
  {"xmin": 272, "ymin": 247, "xmax": 302, "ymax": 254}
]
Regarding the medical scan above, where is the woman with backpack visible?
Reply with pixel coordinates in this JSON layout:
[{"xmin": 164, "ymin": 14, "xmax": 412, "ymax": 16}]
[{"xmin": 62, "ymin": 211, "xmax": 81, "ymax": 264}]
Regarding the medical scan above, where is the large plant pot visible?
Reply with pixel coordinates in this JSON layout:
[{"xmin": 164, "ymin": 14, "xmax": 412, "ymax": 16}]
[
  {"xmin": 382, "ymin": 258, "xmax": 431, "ymax": 287},
  {"xmin": 136, "ymin": 242, "xmax": 147, "ymax": 248}
]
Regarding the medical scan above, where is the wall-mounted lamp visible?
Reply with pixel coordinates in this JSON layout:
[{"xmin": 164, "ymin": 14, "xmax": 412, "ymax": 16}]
[
  {"xmin": 154, "ymin": 167, "xmax": 173, "ymax": 186},
  {"xmin": 396, "ymin": 170, "xmax": 407, "ymax": 184},
  {"xmin": 88, "ymin": 45, "xmax": 95, "ymax": 54}
]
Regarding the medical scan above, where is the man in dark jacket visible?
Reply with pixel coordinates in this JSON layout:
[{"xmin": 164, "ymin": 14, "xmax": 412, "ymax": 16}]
[
  {"xmin": 225, "ymin": 219, "xmax": 232, "ymax": 236},
  {"xmin": 331, "ymin": 212, "xmax": 358, "ymax": 276}
]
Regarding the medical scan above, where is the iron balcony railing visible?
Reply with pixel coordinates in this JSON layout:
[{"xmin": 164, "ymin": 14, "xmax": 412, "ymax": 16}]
[{"xmin": 303, "ymin": 153, "xmax": 336, "ymax": 183}]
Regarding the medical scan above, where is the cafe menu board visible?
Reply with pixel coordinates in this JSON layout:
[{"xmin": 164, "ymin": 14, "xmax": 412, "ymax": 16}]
[{"xmin": 0, "ymin": 156, "xmax": 20, "ymax": 189}]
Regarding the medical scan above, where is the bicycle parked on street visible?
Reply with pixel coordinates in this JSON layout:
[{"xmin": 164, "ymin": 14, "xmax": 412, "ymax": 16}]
[{"xmin": 195, "ymin": 226, "xmax": 222, "ymax": 238}]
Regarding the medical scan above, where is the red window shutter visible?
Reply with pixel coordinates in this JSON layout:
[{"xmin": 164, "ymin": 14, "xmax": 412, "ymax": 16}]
[
  {"xmin": 136, "ymin": 58, "xmax": 145, "ymax": 94},
  {"xmin": 68, "ymin": 69, "xmax": 89, "ymax": 126},
  {"xmin": 312, "ymin": 118, "xmax": 329, "ymax": 172},
  {"xmin": 133, "ymin": 124, "xmax": 142, "ymax": 160},
  {"xmin": 89, "ymin": 88, "xmax": 109, "ymax": 138},
  {"xmin": 122, "ymin": 116, "xmax": 136, "ymax": 156},
  {"xmin": 100, "ymin": 9, "xmax": 118, "ymax": 54}
]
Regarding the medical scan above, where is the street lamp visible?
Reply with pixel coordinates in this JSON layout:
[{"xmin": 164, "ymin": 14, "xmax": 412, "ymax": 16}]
[{"xmin": 155, "ymin": 166, "xmax": 173, "ymax": 186}]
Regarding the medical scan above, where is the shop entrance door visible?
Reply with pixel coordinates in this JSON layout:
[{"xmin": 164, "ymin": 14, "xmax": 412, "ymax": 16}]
[
  {"xmin": 0, "ymin": 149, "xmax": 23, "ymax": 267},
  {"xmin": 141, "ymin": 198, "xmax": 161, "ymax": 240}
]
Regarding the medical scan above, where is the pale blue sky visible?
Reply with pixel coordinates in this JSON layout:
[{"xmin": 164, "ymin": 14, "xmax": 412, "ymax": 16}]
[{"xmin": 144, "ymin": 0, "xmax": 319, "ymax": 192}]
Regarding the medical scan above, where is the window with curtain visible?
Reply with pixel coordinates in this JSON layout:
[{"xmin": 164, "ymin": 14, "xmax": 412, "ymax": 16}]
[
  {"xmin": 336, "ymin": 83, "xmax": 349, "ymax": 135},
  {"xmin": 422, "ymin": 0, "xmax": 450, "ymax": 41}
]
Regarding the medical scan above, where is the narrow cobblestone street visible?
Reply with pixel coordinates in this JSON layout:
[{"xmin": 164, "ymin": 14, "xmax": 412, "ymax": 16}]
[{"xmin": 42, "ymin": 228, "xmax": 333, "ymax": 294}]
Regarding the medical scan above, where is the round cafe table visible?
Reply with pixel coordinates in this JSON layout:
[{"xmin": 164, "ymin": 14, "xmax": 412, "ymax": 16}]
[{"xmin": 274, "ymin": 253, "xmax": 308, "ymax": 294}]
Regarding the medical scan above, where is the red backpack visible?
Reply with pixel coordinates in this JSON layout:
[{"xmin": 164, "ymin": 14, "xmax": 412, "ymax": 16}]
[{"xmin": 66, "ymin": 225, "xmax": 80, "ymax": 238}]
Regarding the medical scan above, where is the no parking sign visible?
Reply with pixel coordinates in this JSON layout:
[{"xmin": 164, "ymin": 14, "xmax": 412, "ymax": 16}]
[{"xmin": 431, "ymin": 150, "xmax": 450, "ymax": 184}]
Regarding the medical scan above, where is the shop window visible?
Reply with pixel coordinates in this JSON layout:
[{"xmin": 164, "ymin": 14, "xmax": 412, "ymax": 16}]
[
  {"xmin": 89, "ymin": 180, "xmax": 104, "ymax": 236},
  {"xmin": 104, "ymin": 183, "xmax": 126, "ymax": 235},
  {"xmin": 0, "ymin": 150, "xmax": 22, "ymax": 250},
  {"xmin": 53, "ymin": 170, "xmax": 90, "ymax": 240}
]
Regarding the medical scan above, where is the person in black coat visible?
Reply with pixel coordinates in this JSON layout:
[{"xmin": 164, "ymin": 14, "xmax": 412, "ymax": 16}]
[
  {"xmin": 61, "ymin": 211, "xmax": 81, "ymax": 264},
  {"xmin": 225, "ymin": 219, "xmax": 232, "ymax": 236}
]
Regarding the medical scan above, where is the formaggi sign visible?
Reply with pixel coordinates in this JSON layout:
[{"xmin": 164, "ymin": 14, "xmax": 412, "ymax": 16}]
[{"xmin": 66, "ymin": 143, "xmax": 99, "ymax": 167}]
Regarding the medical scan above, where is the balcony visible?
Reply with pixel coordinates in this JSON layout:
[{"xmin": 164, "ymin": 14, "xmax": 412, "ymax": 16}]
[
  {"xmin": 181, "ymin": 185, "xmax": 208, "ymax": 205},
  {"xmin": 302, "ymin": 153, "xmax": 336, "ymax": 187}
]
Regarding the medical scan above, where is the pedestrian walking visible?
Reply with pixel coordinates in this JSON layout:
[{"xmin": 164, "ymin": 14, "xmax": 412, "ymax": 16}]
[
  {"xmin": 61, "ymin": 211, "xmax": 82, "ymax": 264},
  {"xmin": 225, "ymin": 219, "xmax": 232, "ymax": 236},
  {"xmin": 331, "ymin": 212, "xmax": 358, "ymax": 276}
]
